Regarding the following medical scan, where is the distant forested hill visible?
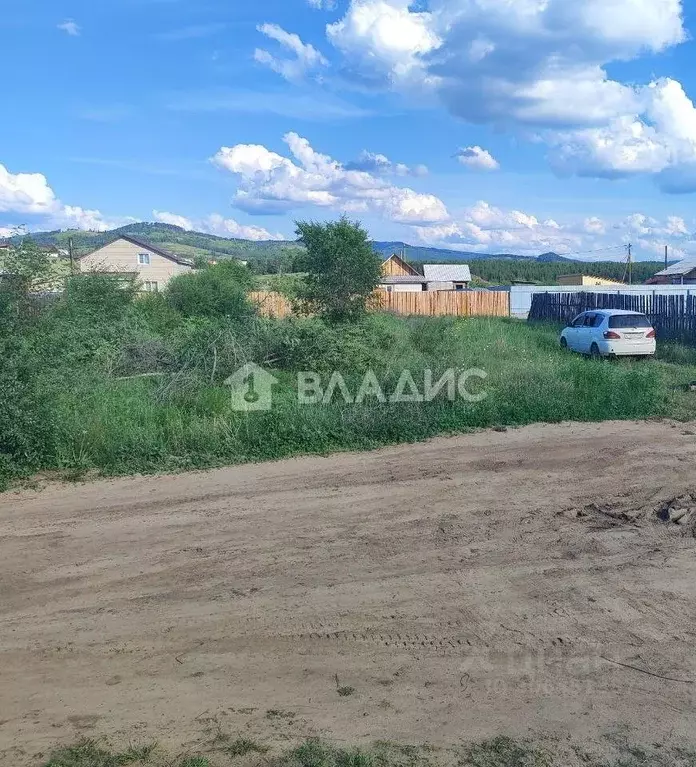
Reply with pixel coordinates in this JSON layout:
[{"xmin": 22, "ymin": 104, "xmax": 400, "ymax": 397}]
[
  {"xmin": 461, "ymin": 259, "xmax": 664, "ymax": 285},
  {"xmin": 8, "ymin": 223, "xmax": 664, "ymax": 283},
  {"xmin": 371, "ymin": 242, "xmax": 573, "ymax": 263},
  {"xmin": 11, "ymin": 223, "xmax": 304, "ymax": 274}
]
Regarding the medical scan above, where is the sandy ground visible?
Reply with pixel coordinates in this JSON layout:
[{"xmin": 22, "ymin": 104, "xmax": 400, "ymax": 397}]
[{"xmin": 2, "ymin": 419, "xmax": 696, "ymax": 764}]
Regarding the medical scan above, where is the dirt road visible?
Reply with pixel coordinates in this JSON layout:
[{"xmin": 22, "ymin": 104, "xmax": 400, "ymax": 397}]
[{"xmin": 2, "ymin": 420, "xmax": 696, "ymax": 764}]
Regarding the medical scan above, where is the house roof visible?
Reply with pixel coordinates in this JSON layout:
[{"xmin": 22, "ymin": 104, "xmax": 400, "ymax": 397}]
[
  {"xmin": 81, "ymin": 234, "xmax": 194, "ymax": 267},
  {"xmin": 653, "ymin": 258, "xmax": 696, "ymax": 277},
  {"xmin": 423, "ymin": 264, "xmax": 472, "ymax": 282}
]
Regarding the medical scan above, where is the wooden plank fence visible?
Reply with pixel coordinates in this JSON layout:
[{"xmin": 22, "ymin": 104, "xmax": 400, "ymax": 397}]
[
  {"xmin": 249, "ymin": 290, "xmax": 510, "ymax": 319},
  {"xmin": 529, "ymin": 291, "xmax": 696, "ymax": 346},
  {"xmin": 249, "ymin": 291, "xmax": 294, "ymax": 318}
]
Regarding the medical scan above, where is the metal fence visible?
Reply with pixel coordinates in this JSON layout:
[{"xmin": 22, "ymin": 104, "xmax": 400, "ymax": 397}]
[
  {"xmin": 509, "ymin": 284, "xmax": 695, "ymax": 319},
  {"xmin": 528, "ymin": 291, "xmax": 696, "ymax": 345}
]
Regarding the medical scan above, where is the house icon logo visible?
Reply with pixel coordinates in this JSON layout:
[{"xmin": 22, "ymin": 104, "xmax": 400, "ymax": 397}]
[{"xmin": 224, "ymin": 363, "xmax": 279, "ymax": 411}]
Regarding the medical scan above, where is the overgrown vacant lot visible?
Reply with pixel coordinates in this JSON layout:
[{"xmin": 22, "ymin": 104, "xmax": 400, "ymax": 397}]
[
  {"xmin": 3, "ymin": 262, "xmax": 696, "ymax": 490},
  {"xmin": 3, "ymin": 420, "xmax": 696, "ymax": 766}
]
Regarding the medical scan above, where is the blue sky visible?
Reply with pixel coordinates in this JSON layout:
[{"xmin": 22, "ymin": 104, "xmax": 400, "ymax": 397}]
[{"xmin": 3, "ymin": 0, "xmax": 696, "ymax": 260}]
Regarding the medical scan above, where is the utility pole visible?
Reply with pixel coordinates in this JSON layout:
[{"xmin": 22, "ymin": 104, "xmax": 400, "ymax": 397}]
[
  {"xmin": 665, "ymin": 244, "xmax": 669, "ymax": 270},
  {"xmin": 627, "ymin": 243, "xmax": 633, "ymax": 286}
]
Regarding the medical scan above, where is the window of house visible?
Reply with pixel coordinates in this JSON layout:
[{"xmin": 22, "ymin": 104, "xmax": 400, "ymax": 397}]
[
  {"xmin": 138, "ymin": 253, "xmax": 151, "ymax": 266},
  {"xmin": 454, "ymin": 283, "xmax": 466, "ymax": 291},
  {"xmin": 143, "ymin": 281, "xmax": 158, "ymax": 293}
]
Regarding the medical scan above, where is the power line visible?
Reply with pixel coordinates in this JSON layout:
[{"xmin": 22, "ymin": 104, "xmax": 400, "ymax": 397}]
[
  {"xmin": 564, "ymin": 245, "xmax": 625, "ymax": 256},
  {"xmin": 560, "ymin": 245, "xmax": 627, "ymax": 261}
]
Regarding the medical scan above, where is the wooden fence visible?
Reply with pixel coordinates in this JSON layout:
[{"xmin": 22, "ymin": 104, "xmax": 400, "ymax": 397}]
[
  {"xmin": 249, "ymin": 290, "xmax": 510, "ymax": 319},
  {"xmin": 249, "ymin": 291, "xmax": 294, "ymax": 318},
  {"xmin": 529, "ymin": 291, "xmax": 696, "ymax": 345}
]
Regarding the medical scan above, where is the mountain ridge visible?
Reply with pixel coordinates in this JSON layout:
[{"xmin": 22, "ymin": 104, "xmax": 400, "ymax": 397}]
[{"xmin": 9, "ymin": 222, "xmax": 575, "ymax": 264}]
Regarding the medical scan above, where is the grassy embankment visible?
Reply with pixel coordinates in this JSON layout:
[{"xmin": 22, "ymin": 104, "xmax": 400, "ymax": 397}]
[
  {"xmin": 53, "ymin": 317, "xmax": 696, "ymax": 477},
  {"xmin": 3, "ymin": 292, "xmax": 695, "ymax": 492}
]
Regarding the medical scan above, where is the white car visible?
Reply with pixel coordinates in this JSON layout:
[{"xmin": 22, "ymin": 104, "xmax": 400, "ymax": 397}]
[{"xmin": 560, "ymin": 309, "xmax": 657, "ymax": 358}]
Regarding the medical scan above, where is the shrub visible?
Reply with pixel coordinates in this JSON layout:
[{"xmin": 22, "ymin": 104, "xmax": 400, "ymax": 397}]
[
  {"xmin": 130, "ymin": 291, "xmax": 183, "ymax": 334},
  {"xmin": 59, "ymin": 273, "xmax": 139, "ymax": 322},
  {"xmin": 166, "ymin": 261, "xmax": 254, "ymax": 320},
  {"xmin": 0, "ymin": 336, "xmax": 57, "ymax": 490}
]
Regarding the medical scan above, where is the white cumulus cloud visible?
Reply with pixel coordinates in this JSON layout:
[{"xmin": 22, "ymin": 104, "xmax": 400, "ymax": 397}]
[
  {"xmin": 153, "ymin": 210, "xmax": 195, "ymax": 230},
  {"xmin": 255, "ymin": 23, "xmax": 328, "ymax": 82},
  {"xmin": 584, "ymin": 217, "xmax": 606, "ymax": 235},
  {"xmin": 328, "ymin": 0, "xmax": 441, "ymax": 88},
  {"xmin": 202, "ymin": 214, "xmax": 285, "ymax": 241},
  {"xmin": 456, "ymin": 146, "xmax": 500, "ymax": 171},
  {"xmin": 312, "ymin": 0, "xmax": 696, "ymax": 188},
  {"xmin": 211, "ymin": 132, "xmax": 448, "ymax": 225},
  {"xmin": 152, "ymin": 210, "xmax": 285, "ymax": 241},
  {"xmin": 414, "ymin": 201, "xmax": 584, "ymax": 255},
  {"xmin": 345, "ymin": 150, "xmax": 427, "ymax": 176},
  {"xmin": 0, "ymin": 163, "xmax": 114, "ymax": 231},
  {"xmin": 548, "ymin": 78, "xmax": 696, "ymax": 191},
  {"xmin": 58, "ymin": 19, "xmax": 81, "ymax": 36}
]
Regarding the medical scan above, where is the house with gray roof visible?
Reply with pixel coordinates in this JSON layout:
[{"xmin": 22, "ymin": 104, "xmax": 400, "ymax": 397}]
[
  {"xmin": 648, "ymin": 258, "xmax": 696, "ymax": 285},
  {"xmin": 380, "ymin": 255, "xmax": 472, "ymax": 292}
]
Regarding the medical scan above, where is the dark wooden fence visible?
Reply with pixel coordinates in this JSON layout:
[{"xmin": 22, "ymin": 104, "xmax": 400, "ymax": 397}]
[{"xmin": 529, "ymin": 291, "xmax": 696, "ymax": 345}]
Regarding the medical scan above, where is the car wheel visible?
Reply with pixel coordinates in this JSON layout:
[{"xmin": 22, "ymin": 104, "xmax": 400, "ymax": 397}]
[
  {"xmin": 590, "ymin": 343, "xmax": 602, "ymax": 360},
  {"xmin": 560, "ymin": 337, "xmax": 568, "ymax": 350}
]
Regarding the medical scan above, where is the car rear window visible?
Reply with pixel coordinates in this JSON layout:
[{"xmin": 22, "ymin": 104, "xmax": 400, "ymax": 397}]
[{"xmin": 608, "ymin": 314, "xmax": 652, "ymax": 329}]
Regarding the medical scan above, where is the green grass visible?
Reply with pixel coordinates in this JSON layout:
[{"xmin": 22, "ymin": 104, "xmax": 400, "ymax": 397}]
[
  {"xmin": 42, "ymin": 739, "xmax": 156, "ymax": 767},
  {"xmin": 461, "ymin": 737, "xmax": 551, "ymax": 767},
  {"xmin": 3, "ymin": 308, "xmax": 696, "ymax": 491},
  {"xmin": 39, "ymin": 736, "xmax": 696, "ymax": 767},
  {"xmin": 222, "ymin": 738, "xmax": 269, "ymax": 757},
  {"xmin": 46, "ymin": 316, "xmax": 696, "ymax": 482}
]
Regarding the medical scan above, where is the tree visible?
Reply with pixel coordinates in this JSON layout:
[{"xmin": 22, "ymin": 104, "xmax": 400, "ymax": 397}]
[{"xmin": 295, "ymin": 217, "xmax": 382, "ymax": 323}]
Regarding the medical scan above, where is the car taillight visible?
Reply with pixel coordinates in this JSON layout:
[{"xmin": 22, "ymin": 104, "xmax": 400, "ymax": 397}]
[
  {"xmin": 604, "ymin": 331, "xmax": 621, "ymax": 340},
  {"xmin": 646, "ymin": 329, "xmax": 656, "ymax": 339}
]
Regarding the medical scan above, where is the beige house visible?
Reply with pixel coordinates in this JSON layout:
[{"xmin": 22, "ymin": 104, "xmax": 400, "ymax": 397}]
[{"xmin": 79, "ymin": 235, "xmax": 194, "ymax": 291}]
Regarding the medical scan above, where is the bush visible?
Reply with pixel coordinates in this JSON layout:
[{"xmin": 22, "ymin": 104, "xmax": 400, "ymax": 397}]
[
  {"xmin": 59, "ymin": 273, "xmax": 139, "ymax": 322},
  {"xmin": 130, "ymin": 291, "xmax": 183, "ymax": 334},
  {"xmin": 0, "ymin": 336, "xmax": 57, "ymax": 490},
  {"xmin": 247, "ymin": 315, "xmax": 410, "ymax": 373},
  {"xmin": 166, "ymin": 261, "xmax": 254, "ymax": 320}
]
